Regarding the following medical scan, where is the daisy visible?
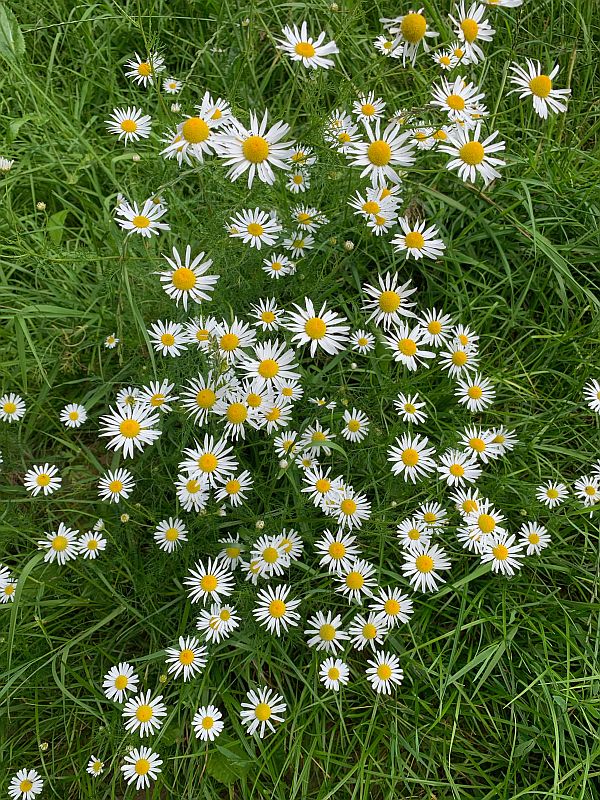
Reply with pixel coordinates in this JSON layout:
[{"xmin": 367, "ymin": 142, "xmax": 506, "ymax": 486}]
[
  {"xmin": 451, "ymin": 487, "xmax": 481, "ymax": 516},
  {"xmin": 283, "ymin": 230, "xmax": 315, "ymax": 257},
  {"xmin": 437, "ymin": 449, "xmax": 482, "ymax": 486},
  {"xmin": 352, "ymin": 92, "xmax": 386, "ymax": 123},
  {"xmin": 8, "ymin": 769, "xmax": 44, "ymax": 800},
  {"xmin": 410, "ymin": 124, "xmax": 436, "ymax": 150},
  {"xmin": 459, "ymin": 425, "xmax": 501, "ymax": 463},
  {"xmin": 215, "ymin": 110, "xmax": 294, "ymax": 188},
  {"xmin": 250, "ymin": 534, "xmax": 291, "ymax": 577},
  {"xmin": 250, "ymin": 298, "xmax": 283, "ymax": 331},
  {"xmin": 137, "ymin": 379, "xmax": 177, "ymax": 413},
  {"xmin": 438, "ymin": 123, "xmax": 505, "ymax": 186},
  {"xmin": 350, "ymin": 329, "xmax": 375, "ymax": 354},
  {"xmin": 348, "ymin": 611, "xmax": 387, "ymax": 651},
  {"xmin": 97, "ymin": 467, "xmax": 135, "ymax": 504},
  {"xmin": 38, "ymin": 523, "xmax": 78, "ymax": 565},
  {"xmin": 115, "ymin": 386, "xmax": 139, "ymax": 409},
  {"xmin": 374, "ymin": 35, "xmax": 402, "ymax": 58},
  {"xmin": 347, "ymin": 120, "xmax": 415, "ymax": 186},
  {"xmin": 417, "ymin": 501, "xmax": 448, "ymax": 529},
  {"xmin": 154, "ymin": 517, "xmax": 188, "ymax": 553},
  {"xmin": 87, "ymin": 756, "xmax": 104, "ymax": 777},
  {"xmin": 217, "ymin": 535, "xmax": 245, "ymax": 569},
  {"xmin": 165, "ymin": 635, "xmax": 208, "ymax": 681},
  {"xmin": 394, "ymin": 392, "xmax": 428, "ymax": 424},
  {"xmin": 240, "ymin": 339, "xmax": 300, "ymax": 388},
  {"xmin": 163, "ymin": 76, "xmax": 182, "ymax": 93},
  {"xmin": 574, "ymin": 475, "xmax": 600, "ymax": 509},
  {"xmin": 536, "ymin": 480, "xmax": 568, "ymax": 509},
  {"xmin": 339, "ymin": 408, "xmax": 369, "ymax": 443},
  {"xmin": 253, "ymin": 584, "xmax": 301, "ymax": 635},
  {"xmin": 291, "ymin": 204, "xmax": 327, "ymax": 232},
  {"xmin": 490, "ymin": 426, "xmax": 518, "ymax": 455},
  {"xmin": 193, "ymin": 704, "xmax": 224, "ymax": 741},
  {"xmin": 286, "ymin": 169, "xmax": 311, "ymax": 193},
  {"xmin": 174, "ymin": 473, "xmax": 207, "ymax": 513},
  {"xmin": 106, "ymin": 106, "xmax": 151, "ymax": 145},
  {"xmin": 121, "ymin": 747, "xmax": 162, "ymax": 790},
  {"xmin": 367, "ymin": 209, "xmax": 400, "ymax": 237},
  {"xmin": 461, "ymin": 501, "xmax": 506, "ymax": 550},
  {"xmin": 263, "ymin": 253, "xmax": 293, "ymax": 279},
  {"xmin": 402, "ymin": 542, "xmax": 451, "ymax": 592},
  {"xmin": 396, "ymin": 517, "xmax": 431, "ymax": 551},
  {"xmin": 289, "ymin": 144, "xmax": 316, "ymax": 167},
  {"xmin": 147, "ymin": 319, "xmax": 187, "ymax": 357},
  {"xmin": 179, "ymin": 372, "xmax": 228, "ymax": 426},
  {"xmin": 0, "ymin": 157, "xmax": 15, "ymax": 172},
  {"xmin": 431, "ymin": 76, "xmax": 486, "ymax": 121},
  {"xmin": 392, "ymin": 217, "xmax": 446, "ymax": 260},
  {"xmin": 320, "ymin": 657, "xmax": 350, "ymax": 691},
  {"xmin": 102, "ymin": 661, "xmax": 139, "ymax": 703},
  {"xmin": 77, "ymin": 531, "xmax": 107, "ymax": 559},
  {"xmin": 60, "ymin": 402, "xmax": 87, "ymax": 428},
  {"xmin": 0, "ymin": 577, "xmax": 17, "ymax": 603},
  {"xmin": 0, "ymin": 392, "xmax": 26, "ymax": 423},
  {"xmin": 116, "ymin": 198, "xmax": 170, "ymax": 237},
  {"xmin": 332, "ymin": 489, "xmax": 372, "ymax": 530},
  {"xmin": 240, "ymin": 686, "xmax": 287, "ymax": 738},
  {"xmin": 315, "ymin": 529, "xmax": 360, "ymax": 573},
  {"xmin": 99, "ymin": 404, "xmax": 161, "ymax": 458},
  {"xmin": 157, "ymin": 245, "xmax": 218, "ymax": 310},
  {"xmin": 519, "ymin": 522, "xmax": 551, "ymax": 555},
  {"xmin": 214, "ymin": 318, "xmax": 256, "ymax": 363},
  {"xmin": 122, "ymin": 691, "xmax": 167, "ymax": 737},
  {"xmin": 509, "ymin": 59, "xmax": 570, "ymax": 119},
  {"xmin": 480, "ymin": 533, "xmax": 524, "ymax": 576},
  {"xmin": 286, "ymin": 297, "xmax": 349, "ymax": 356},
  {"xmin": 104, "ymin": 333, "xmax": 119, "ymax": 349},
  {"xmin": 23, "ymin": 463, "xmax": 61, "ymax": 496},
  {"xmin": 277, "ymin": 22, "xmax": 339, "ymax": 69},
  {"xmin": 583, "ymin": 378, "xmax": 600, "ymax": 413},
  {"xmin": 304, "ymin": 610, "xmax": 348, "ymax": 652},
  {"xmin": 179, "ymin": 434, "xmax": 239, "ymax": 488},
  {"xmin": 369, "ymin": 587, "xmax": 414, "ymax": 627},
  {"xmin": 277, "ymin": 380, "xmax": 303, "ymax": 403},
  {"xmin": 184, "ymin": 558, "xmax": 235, "ymax": 605},
  {"xmin": 201, "ymin": 91, "xmax": 233, "ymax": 126},
  {"xmin": 362, "ymin": 272, "xmax": 417, "ymax": 329},
  {"xmin": 324, "ymin": 110, "xmax": 360, "ymax": 153},
  {"xmin": 381, "ymin": 8, "xmax": 438, "ymax": 64},
  {"xmin": 184, "ymin": 316, "xmax": 218, "ymax": 349},
  {"xmin": 365, "ymin": 651, "xmax": 404, "ymax": 694},
  {"xmin": 124, "ymin": 51, "xmax": 165, "ymax": 86},
  {"xmin": 455, "ymin": 372, "xmax": 495, "ymax": 412},
  {"xmin": 449, "ymin": 2, "xmax": 495, "ymax": 64},
  {"xmin": 439, "ymin": 342, "xmax": 479, "ymax": 377},
  {"xmin": 432, "ymin": 50, "xmax": 458, "ymax": 70},
  {"xmin": 196, "ymin": 603, "xmax": 240, "ymax": 643},
  {"xmin": 213, "ymin": 392, "xmax": 255, "ymax": 440},
  {"xmin": 388, "ymin": 433, "xmax": 436, "ymax": 483},
  {"xmin": 335, "ymin": 557, "xmax": 377, "ymax": 603},
  {"xmin": 228, "ymin": 208, "xmax": 281, "ymax": 249},
  {"xmin": 215, "ymin": 470, "xmax": 254, "ymax": 506},
  {"xmin": 384, "ymin": 323, "xmax": 436, "ymax": 370}
]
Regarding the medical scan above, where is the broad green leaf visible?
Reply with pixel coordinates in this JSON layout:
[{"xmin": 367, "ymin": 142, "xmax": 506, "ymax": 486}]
[{"xmin": 0, "ymin": 3, "xmax": 24, "ymax": 64}]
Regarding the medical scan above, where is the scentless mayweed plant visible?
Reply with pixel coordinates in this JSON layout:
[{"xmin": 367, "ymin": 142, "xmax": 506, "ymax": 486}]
[{"xmin": 1, "ymin": 1, "xmax": 599, "ymax": 798}]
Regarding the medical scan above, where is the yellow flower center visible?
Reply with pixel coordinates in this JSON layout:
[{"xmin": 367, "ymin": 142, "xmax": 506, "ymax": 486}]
[
  {"xmin": 19, "ymin": 780, "xmax": 33, "ymax": 793},
  {"xmin": 433, "ymin": 129, "xmax": 448, "ymax": 140},
  {"xmin": 109, "ymin": 479, "xmax": 123, "ymax": 493},
  {"xmin": 546, "ymin": 488, "xmax": 559, "ymax": 499},
  {"xmin": 585, "ymin": 485, "xmax": 597, "ymax": 496},
  {"xmin": 136, "ymin": 704, "xmax": 154, "ymax": 722},
  {"xmin": 340, "ymin": 498, "xmax": 357, "ymax": 516},
  {"xmin": 377, "ymin": 663, "xmax": 392, "ymax": 680},
  {"xmin": 262, "ymin": 546, "xmax": 279, "ymax": 564},
  {"xmin": 452, "ymin": 350, "xmax": 469, "ymax": 366},
  {"xmin": 294, "ymin": 41, "xmax": 316, "ymax": 57},
  {"xmin": 120, "ymin": 119, "xmax": 138, "ymax": 134},
  {"xmin": 132, "ymin": 215, "xmax": 150, "ymax": 229},
  {"xmin": 363, "ymin": 623, "xmax": 377, "ymax": 639},
  {"xmin": 378, "ymin": 289, "xmax": 401, "ymax": 312},
  {"xmin": 119, "ymin": 418, "xmax": 141, "ymax": 438},
  {"xmin": 247, "ymin": 392, "xmax": 262, "ymax": 408},
  {"xmin": 226, "ymin": 479, "xmax": 241, "ymax": 494},
  {"xmin": 3, "ymin": 401, "xmax": 17, "ymax": 413},
  {"xmin": 269, "ymin": 599, "xmax": 286, "ymax": 618},
  {"xmin": 492, "ymin": 543, "xmax": 509, "ymax": 561},
  {"xmin": 528, "ymin": 74, "xmax": 552, "ymax": 97},
  {"xmin": 247, "ymin": 222, "xmax": 264, "ymax": 237},
  {"xmin": 446, "ymin": 93, "xmax": 465, "ymax": 111},
  {"xmin": 242, "ymin": 135, "xmax": 270, "ymax": 163},
  {"xmin": 460, "ymin": 18, "xmax": 479, "ymax": 42},
  {"xmin": 401, "ymin": 12, "xmax": 427, "ymax": 43},
  {"xmin": 315, "ymin": 478, "xmax": 331, "ymax": 494},
  {"xmin": 198, "ymin": 453, "xmax": 218, "ymax": 473},
  {"xmin": 463, "ymin": 499, "xmax": 478, "ymax": 513},
  {"xmin": 196, "ymin": 388, "xmax": 216, "ymax": 408},
  {"xmin": 361, "ymin": 103, "xmax": 377, "ymax": 116},
  {"xmin": 469, "ymin": 437, "xmax": 486, "ymax": 453},
  {"xmin": 258, "ymin": 359, "xmax": 279, "ymax": 379},
  {"xmin": 161, "ymin": 333, "xmax": 175, "ymax": 346},
  {"xmin": 450, "ymin": 463, "xmax": 465, "ymax": 477},
  {"xmin": 328, "ymin": 667, "xmax": 340, "ymax": 680},
  {"xmin": 415, "ymin": 554, "xmax": 434, "ymax": 573},
  {"xmin": 478, "ymin": 514, "xmax": 496, "ymax": 534},
  {"xmin": 254, "ymin": 703, "xmax": 272, "ymax": 721},
  {"xmin": 292, "ymin": 175, "xmax": 304, "ymax": 185},
  {"xmin": 401, "ymin": 447, "xmax": 419, "ymax": 466},
  {"xmin": 404, "ymin": 403, "xmax": 416, "ymax": 414},
  {"xmin": 261, "ymin": 311, "xmax": 276, "ymax": 324},
  {"xmin": 202, "ymin": 716, "xmax": 214, "ymax": 729},
  {"xmin": 220, "ymin": 333, "xmax": 240, "ymax": 352},
  {"xmin": 347, "ymin": 419, "xmax": 361, "ymax": 432},
  {"xmin": 265, "ymin": 407, "xmax": 281, "ymax": 422},
  {"xmin": 200, "ymin": 574, "xmax": 218, "ymax": 592},
  {"xmin": 328, "ymin": 541, "xmax": 346, "ymax": 559},
  {"xmin": 135, "ymin": 758, "xmax": 150, "ymax": 775},
  {"xmin": 398, "ymin": 338, "xmax": 417, "ymax": 357},
  {"xmin": 529, "ymin": 533, "xmax": 540, "ymax": 545},
  {"xmin": 150, "ymin": 393, "xmax": 164, "ymax": 407},
  {"xmin": 115, "ymin": 675, "xmax": 128, "ymax": 690},
  {"xmin": 440, "ymin": 55, "xmax": 451, "ymax": 65},
  {"xmin": 367, "ymin": 140, "xmax": 392, "ymax": 166},
  {"xmin": 408, "ymin": 528, "xmax": 421, "ymax": 540},
  {"xmin": 220, "ymin": 608, "xmax": 231, "ymax": 620},
  {"xmin": 304, "ymin": 317, "xmax": 327, "ymax": 339},
  {"xmin": 179, "ymin": 648, "xmax": 195, "ymax": 665},
  {"xmin": 92, "ymin": 760, "xmax": 103, "ymax": 772},
  {"xmin": 404, "ymin": 231, "xmax": 425, "ymax": 250},
  {"xmin": 468, "ymin": 386, "xmax": 483, "ymax": 399},
  {"xmin": 345, "ymin": 571, "xmax": 364, "ymax": 590},
  {"xmin": 36, "ymin": 473, "xmax": 51, "ymax": 486},
  {"xmin": 338, "ymin": 131, "xmax": 351, "ymax": 143},
  {"xmin": 137, "ymin": 62, "xmax": 152, "ymax": 76},
  {"xmin": 459, "ymin": 141, "xmax": 485, "ymax": 165},
  {"xmin": 182, "ymin": 116, "xmax": 210, "ymax": 143},
  {"xmin": 363, "ymin": 200, "xmax": 380, "ymax": 214},
  {"xmin": 427, "ymin": 320, "xmax": 442, "ymax": 335},
  {"xmin": 384, "ymin": 598, "xmax": 400, "ymax": 615},
  {"xmin": 186, "ymin": 479, "xmax": 201, "ymax": 493},
  {"xmin": 172, "ymin": 267, "xmax": 197, "ymax": 290},
  {"xmin": 319, "ymin": 623, "xmax": 336, "ymax": 640},
  {"xmin": 227, "ymin": 402, "xmax": 247, "ymax": 423},
  {"xmin": 52, "ymin": 535, "xmax": 68, "ymax": 551},
  {"xmin": 165, "ymin": 527, "xmax": 179, "ymax": 541}
]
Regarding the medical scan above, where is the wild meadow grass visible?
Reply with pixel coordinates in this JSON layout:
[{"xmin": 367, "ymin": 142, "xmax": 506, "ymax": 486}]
[{"xmin": 1, "ymin": 0, "xmax": 599, "ymax": 797}]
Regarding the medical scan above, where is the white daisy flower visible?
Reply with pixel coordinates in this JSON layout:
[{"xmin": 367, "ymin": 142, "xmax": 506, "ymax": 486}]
[
  {"xmin": 163, "ymin": 76, "xmax": 182, "ymax": 93},
  {"xmin": 154, "ymin": 517, "xmax": 188, "ymax": 552},
  {"xmin": 320, "ymin": 657, "xmax": 350, "ymax": 691},
  {"xmin": 104, "ymin": 333, "xmax": 119, "ymax": 349},
  {"xmin": 388, "ymin": 433, "xmax": 436, "ymax": 482},
  {"xmin": 215, "ymin": 470, "xmax": 254, "ymax": 506},
  {"xmin": 490, "ymin": 426, "xmax": 518, "ymax": 455},
  {"xmin": 0, "ymin": 392, "xmax": 26, "ymax": 423},
  {"xmin": 332, "ymin": 489, "xmax": 372, "ymax": 530},
  {"xmin": 121, "ymin": 746, "xmax": 162, "ymax": 790},
  {"xmin": 374, "ymin": 35, "xmax": 402, "ymax": 58},
  {"xmin": 448, "ymin": 2, "xmax": 495, "ymax": 64},
  {"xmin": 480, "ymin": 533, "xmax": 524, "ymax": 576},
  {"xmin": 193, "ymin": 704, "xmax": 224, "ymax": 741},
  {"xmin": 97, "ymin": 467, "xmax": 135, "ymax": 503},
  {"xmin": 455, "ymin": 372, "xmax": 495, "ymax": 411},
  {"xmin": 86, "ymin": 756, "xmax": 104, "ymax": 777},
  {"xmin": 77, "ymin": 531, "xmax": 107, "ymax": 559},
  {"xmin": 122, "ymin": 690, "xmax": 167, "ymax": 737},
  {"xmin": 350, "ymin": 329, "xmax": 375, "ymax": 354},
  {"xmin": 431, "ymin": 75, "xmax": 486, "ymax": 121},
  {"xmin": 365, "ymin": 651, "xmax": 404, "ymax": 693},
  {"xmin": 240, "ymin": 686, "xmax": 286, "ymax": 738},
  {"xmin": 509, "ymin": 59, "xmax": 570, "ymax": 119},
  {"xmin": 147, "ymin": 319, "xmax": 188, "ymax": 357},
  {"xmin": 381, "ymin": 8, "xmax": 438, "ymax": 64},
  {"xmin": 362, "ymin": 272, "xmax": 417, "ymax": 329},
  {"xmin": 124, "ymin": 51, "xmax": 165, "ymax": 86},
  {"xmin": 394, "ymin": 392, "xmax": 428, "ymax": 424},
  {"xmin": 165, "ymin": 635, "xmax": 208, "ymax": 681},
  {"xmin": 437, "ymin": 449, "xmax": 482, "ymax": 486},
  {"xmin": 335, "ymin": 557, "xmax": 378, "ymax": 603},
  {"xmin": 347, "ymin": 119, "xmax": 415, "ymax": 186},
  {"xmin": 239, "ymin": 339, "xmax": 300, "ymax": 389},
  {"xmin": 369, "ymin": 587, "xmax": 414, "ymax": 627},
  {"xmin": 438, "ymin": 342, "xmax": 479, "ymax": 377},
  {"xmin": 115, "ymin": 198, "xmax": 170, "ymax": 237},
  {"xmin": 196, "ymin": 603, "xmax": 240, "ymax": 643},
  {"xmin": 438, "ymin": 123, "xmax": 505, "ymax": 186},
  {"xmin": 392, "ymin": 217, "xmax": 446, "ymax": 260},
  {"xmin": 459, "ymin": 425, "xmax": 501, "ymax": 463},
  {"xmin": 106, "ymin": 106, "xmax": 152, "ymax": 144},
  {"xmin": 384, "ymin": 323, "xmax": 436, "ymax": 370},
  {"xmin": 283, "ymin": 230, "xmax": 315, "ymax": 257},
  {"xmin": 402, "ymin": 542, "xmax": 451, "ymax": 592},
  {"xmin": 574, "ymin": 475, "xmax": 600, "ymax": 509},
  {"xmin": 276, "ymin": 22, "xmax": 339, "ymax": 69},
  {"xmin": 304, "ymin": 610, "xmax": 350, "ymax": 653},
  {"xmin": 519, "ymin": 522, "xmax": 550, "ymax": 555},
  {"xmin": 23, "ymin": 463, "xmax": 61, "ymax": 497},
  {"xmin": 179, "ymin": 372, "xmax": 228, "ymax": 425},
  {"xmin": 341, "ymin": 408, "xmax": 370, "ymax": 443},
  {"xmin": 397, "ymin": 517, "xmax": 431, "ymax": 551},
  {"xmin": 102, "ymin": 661, "xmax": 139, "ymax": 703},
  {"xmin": 228, "ymin": 208, "xmax": 282, "ymax": 249},
  {"xmin": 583, "ymin": 378, "xmax": 600, "ymax": 413},
  {"xmin": 253, "ymin": 584, "xmax": 301, "ymax": 636},
  {"xmin": 8, "ymin": 769, "xmax": 44, "ymax": 800},
  {"xmin": 286, "ymin": 168, "xmax": 311, "ymax": 193},
  {"xmin": 59, "ymin": 403, "xmax": 87, "ymax": 428},
  {"xmin": 315, "ymin": 529, "xmax": 361, "ymax": 574},
  {"xmin": 137, "ymin": 379, "xmax": 178, "ymax": 413},
  {"xmin": 262, "ymin": 253, "xmax": 293, "ymax": 279},
  {"xmin": 157, "ymin": 245, "xmax": 218, "ymax": 310},
  {"xmin": 348, "ymin": 611, "xmax": 388, "ymax": 651},
  {"xmin": 535, "ymin": 480, "xmax": 568, "ymax": 509},
  {"xmin": 99, "ymin": 404, "xmax": 161, "ymax": 458},
  {"xmin": 184, "ymin": 558, "xmax": 235, "ymax": 605},
  {"xmin": 179, "ymin": 434, "xmax": 239, "ymax": 488},
  {"xmin": 38, "ymin": 523, "xmax": 79, "ymax": 565},
  {"xmin": 250, "ymin": 297, "xmax": 283, "ymax": 330},
  {"xmin": 286, "ymin": 297, "xmax": 349, "ymax": 356}
]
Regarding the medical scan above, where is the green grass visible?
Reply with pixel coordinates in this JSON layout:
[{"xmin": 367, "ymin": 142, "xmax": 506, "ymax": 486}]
[{"xmin": 1, "ymin": 0, "xmax": 600, "ymax": 797}]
